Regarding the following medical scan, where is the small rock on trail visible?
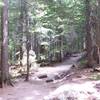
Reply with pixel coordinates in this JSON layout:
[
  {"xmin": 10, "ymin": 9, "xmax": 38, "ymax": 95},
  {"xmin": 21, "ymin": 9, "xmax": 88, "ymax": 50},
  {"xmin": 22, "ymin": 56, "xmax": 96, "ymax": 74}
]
[{"xmin": 38, "ymin": 74, "xmax": 48, "ymax": 79}]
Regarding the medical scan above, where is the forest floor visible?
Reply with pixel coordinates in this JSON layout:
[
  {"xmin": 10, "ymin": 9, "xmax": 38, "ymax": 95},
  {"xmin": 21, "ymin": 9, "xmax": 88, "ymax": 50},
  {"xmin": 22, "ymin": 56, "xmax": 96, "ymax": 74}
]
[{"xmin": 0, "ymin": 53, "xmax": 100, "ymax": 100}]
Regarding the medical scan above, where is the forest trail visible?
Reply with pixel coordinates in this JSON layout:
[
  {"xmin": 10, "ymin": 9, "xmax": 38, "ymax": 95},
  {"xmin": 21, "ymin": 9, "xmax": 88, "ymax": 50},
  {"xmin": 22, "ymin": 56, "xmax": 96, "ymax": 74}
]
[
  {"xmin": 0, "ymin": 53, "xmax": 97, "ymax": 100},
  {"xmin": 34, "ymin": 53, "xmax": 83, "ymax": 82}
]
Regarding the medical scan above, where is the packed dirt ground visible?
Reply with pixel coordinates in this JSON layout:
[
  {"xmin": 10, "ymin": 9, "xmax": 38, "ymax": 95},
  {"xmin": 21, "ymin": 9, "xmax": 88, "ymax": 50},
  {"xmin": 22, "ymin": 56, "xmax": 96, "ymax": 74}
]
[{"xmin": 0, "ymin": 53, "xmax": 100, "ymax": 100}]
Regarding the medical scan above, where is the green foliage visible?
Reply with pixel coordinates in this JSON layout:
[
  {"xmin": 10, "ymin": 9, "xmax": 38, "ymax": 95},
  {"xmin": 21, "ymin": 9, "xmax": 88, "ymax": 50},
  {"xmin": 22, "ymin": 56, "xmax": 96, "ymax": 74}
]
[
  {"xmin": 0, "ymin": 0, "xmax": 87, "ymax": 64},
  {"xmin": 89, "ymin": 73, "xmax": 100, "ymax": 80},
  {"xmin": 79, "ymin": 59, "xmax": 87, "ymax": 66},
  {"xmin": 0, "ymin": 0, "xmax": 4, "ymax": 7}
]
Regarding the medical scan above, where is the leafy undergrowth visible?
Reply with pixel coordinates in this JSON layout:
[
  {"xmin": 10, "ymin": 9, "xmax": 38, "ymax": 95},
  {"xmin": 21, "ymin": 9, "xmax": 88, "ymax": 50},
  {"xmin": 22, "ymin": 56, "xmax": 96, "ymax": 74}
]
[
  {"xmin": 9, "ymin": 64, "xmax": 39, "ymax": 78},
  {"xmin": 89, "ymin": 72, "xmax": 100, "ymax": 80}
]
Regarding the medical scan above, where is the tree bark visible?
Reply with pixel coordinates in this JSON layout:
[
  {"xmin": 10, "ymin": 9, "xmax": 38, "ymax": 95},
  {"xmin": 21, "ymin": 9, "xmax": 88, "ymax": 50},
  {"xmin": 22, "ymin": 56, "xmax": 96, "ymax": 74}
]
[
  {"xmin": 25, "ymin": 38, "xmax": 30, "ymax": 81},
  {"xmin": 1, "ymin": 0, "xmax": 11, "ymax": 87},
  {"xmin": 85, "ymin": 0, "xmax": 95, "ymax": 67},
  {"xmin": 95, "ymin": 0, "xmax": 100, "ymax": 65}
]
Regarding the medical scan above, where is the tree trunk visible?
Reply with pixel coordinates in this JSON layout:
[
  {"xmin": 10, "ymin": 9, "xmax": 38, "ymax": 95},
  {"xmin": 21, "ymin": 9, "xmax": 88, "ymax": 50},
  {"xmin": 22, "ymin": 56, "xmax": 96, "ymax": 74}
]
[
  {"xmin": 95, "ymin": 0, "xmax": 100, "ymax": 65},
  {"xmin": 25, "ymin": 38, "xmax": 30, "ymax": 81},
  {"xmin": 85, "ymin": 0, "xmax": 95, "ymax": 67},
  {"xmin": 1, "ymin": 0, "xmax": 11, "ymax": 87},
  {"xmin": 24, "ymin": 0, "xmax": 31, "ymax": 81},
  {"xmin": 33, "ymin": 33, "xmax": 39, "ymax": 59},
  {"xmin": 89, "ymin": 0, "xmax": 100, "ymax": 66}
]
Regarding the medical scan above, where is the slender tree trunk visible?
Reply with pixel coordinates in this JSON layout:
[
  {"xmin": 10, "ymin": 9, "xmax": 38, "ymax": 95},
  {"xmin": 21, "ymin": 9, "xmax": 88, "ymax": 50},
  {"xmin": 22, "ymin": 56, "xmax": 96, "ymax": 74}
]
[
  {"xmin": 48, "ymin": 35, "xmax": 52, "ymax": 64},
  {"xmin": 26, "ymin": 38, "xmax": 30, "ymax": 81},
  {"xmin": 95, "ymin": 0, "xmax": 100, "ymax": 65},
  {"xmin": 85, "ymin": 0, "xmax": 94, "ymax": 67},
  {"xmin": 25, "ymin": 14, "xmax": 31, "ymax": 81},
  {"xmin": 33, "ymin": 33, "xmax": 39, "ymax": 58},
  {"xmin": 1, "ymin": 0, "xmax": 11, "ymax": 87},
  {"xmin": 18, "ymin": 0, "xmax": 25, "ymax": 66},
  {"xmin": 24, "ymin": 0, "xmax": 31, "ymax": 81},
  {"xmin": 59, "ymin": 35, "xmax": 63, "ymax": 62}
]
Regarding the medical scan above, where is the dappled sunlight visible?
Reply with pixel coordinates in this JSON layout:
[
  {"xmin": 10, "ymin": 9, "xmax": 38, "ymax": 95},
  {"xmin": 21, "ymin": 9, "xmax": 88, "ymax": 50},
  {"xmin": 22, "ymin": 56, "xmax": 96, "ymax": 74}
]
[
  {"xmin": 32, "ymin": 90, "xmax": 40, "ymax": 96},
  {"xmin": 23, "ymin": 96, "xmax": 35, "ymax": 100},
  {"xmin": 44, "ymin": 81, "xmax": 100, "ymax": 100},
  {"xmin": 0, "ymin": 2, "xmax": 4, "ymax": 6},
  {"xmin": 0, "ymin": 97, "xmax": 3, "ymax": 100}
]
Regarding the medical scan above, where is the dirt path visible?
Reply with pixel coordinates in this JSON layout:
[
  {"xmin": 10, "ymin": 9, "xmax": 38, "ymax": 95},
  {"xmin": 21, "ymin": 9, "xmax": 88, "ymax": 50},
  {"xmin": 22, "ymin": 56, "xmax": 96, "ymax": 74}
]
[{"xmin": 0, "ymin": 53, "xmax": 96, "ymax": 100}]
